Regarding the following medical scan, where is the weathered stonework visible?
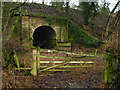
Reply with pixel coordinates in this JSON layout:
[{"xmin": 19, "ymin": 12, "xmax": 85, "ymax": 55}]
[{"xmin": 21, "ymin": 16, "xmax": 69, "ymax": 48}]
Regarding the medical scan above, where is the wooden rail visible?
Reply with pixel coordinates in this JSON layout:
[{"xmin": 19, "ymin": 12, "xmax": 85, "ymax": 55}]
[{"xmin": 14, "ymin": 48, "xmax": 97, "ymax": 76}]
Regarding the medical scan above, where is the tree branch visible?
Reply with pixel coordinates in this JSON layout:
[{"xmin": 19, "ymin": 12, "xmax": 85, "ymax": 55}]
[{"xmin": 105, "ymin": 1, "xmax": 120, "ymax": 39}]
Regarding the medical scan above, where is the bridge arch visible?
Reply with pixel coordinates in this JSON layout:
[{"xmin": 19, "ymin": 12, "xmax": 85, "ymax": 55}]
[
  {"xmin": 33, "ymin": 26, "xmax": 56, "ymax": 49},
  {"xmin": 21, "ymin": 16, "xmax": 69, "ymax": 47}
]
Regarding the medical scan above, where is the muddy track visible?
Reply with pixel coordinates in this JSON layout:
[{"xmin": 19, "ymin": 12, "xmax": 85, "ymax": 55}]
[
  {"xmin": 2, "ymin": 50, "xmax": 105, "ymax": 88},
  {"xmin": 32, "ymin": 56, "xmax": 105, "ymax": 88}
]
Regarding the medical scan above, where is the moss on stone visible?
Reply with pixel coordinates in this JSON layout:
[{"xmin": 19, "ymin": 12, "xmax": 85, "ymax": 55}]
[{"xmin": 13, "ymin": 12, "xmax": 100, "ymax": 47}]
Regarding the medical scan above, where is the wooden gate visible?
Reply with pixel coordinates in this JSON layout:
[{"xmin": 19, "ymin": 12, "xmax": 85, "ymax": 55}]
[{"xmin": 15, "ymin": 48, "xmax": 97, "ymax": 76}]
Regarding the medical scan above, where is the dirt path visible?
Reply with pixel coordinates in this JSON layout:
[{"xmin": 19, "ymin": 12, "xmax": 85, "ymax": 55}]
[
  {"xmin": 2, "ymin": 55, "xmax": 105, "ymax": 88},
  {"xmin": 32, "ymin": 55, "xmax": 105, "ymax": 88}
]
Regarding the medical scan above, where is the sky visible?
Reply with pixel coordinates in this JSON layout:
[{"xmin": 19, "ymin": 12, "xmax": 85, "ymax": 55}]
[{"xmin": 2, "ymin": 0, "xmax": 119, "ymax": 11}]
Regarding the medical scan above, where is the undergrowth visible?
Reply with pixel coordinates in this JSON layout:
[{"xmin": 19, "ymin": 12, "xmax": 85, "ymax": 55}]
[
  {"xmin": 68, "ymin": 21, "xmax": 100, "ymax": 47},
  {"xmin": 2, "ymin": 40, "xmax": 30, "ymax": 68}
]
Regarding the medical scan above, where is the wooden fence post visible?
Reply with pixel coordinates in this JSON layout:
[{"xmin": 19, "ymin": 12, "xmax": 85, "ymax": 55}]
[
  {"xmin": 37, "ymin": 47, "xmax": 40, "ymax": 73},
  {"xmin": 14, "ymin": 52, "xmax": 20, "ymax": 71},
  {"xmin": 30, "ymin": 48, "xmax": 37, "ymax": 76}
]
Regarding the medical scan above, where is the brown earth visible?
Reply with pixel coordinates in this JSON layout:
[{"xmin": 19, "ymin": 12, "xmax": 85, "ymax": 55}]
[{"xmin": 2, "ymin": 53, "xmax": 105, "ymax": 88}]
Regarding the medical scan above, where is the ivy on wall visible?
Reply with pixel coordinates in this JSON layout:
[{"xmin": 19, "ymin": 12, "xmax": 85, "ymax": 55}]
[
  {"xmin": 12, "ymin": 12, "xmax": 100, "ymax": 47},
  {"xmin": 44, "ymin": 14, "xmax": 100, "ymax": 47}
]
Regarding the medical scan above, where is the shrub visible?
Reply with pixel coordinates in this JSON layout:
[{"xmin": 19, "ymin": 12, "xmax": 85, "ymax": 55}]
[
  {"xmin": 68, "ymin": 22, "xmax": 100, "ymax": 47},
  {"xmin": 2, "ymin": 40, "xmax": 30, "ymax": 67}
]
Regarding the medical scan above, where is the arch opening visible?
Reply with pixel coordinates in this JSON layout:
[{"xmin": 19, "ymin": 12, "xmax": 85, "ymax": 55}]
[{"xmin": 33, "ymin": 26, "xmax": 56, "ymax": 49}]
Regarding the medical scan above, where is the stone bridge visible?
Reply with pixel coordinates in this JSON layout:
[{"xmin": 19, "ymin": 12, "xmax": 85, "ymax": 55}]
[
  {"xmin": 3, "ymin": 2, "xmax": 71, "ymax": 50},
  {"xmin": 21, "ymin": 15, "xmax": 70, "ymax": 49}
]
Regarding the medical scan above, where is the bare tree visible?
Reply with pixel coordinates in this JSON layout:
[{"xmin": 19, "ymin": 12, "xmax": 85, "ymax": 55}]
[
  {"xmin": 0, "ymin": 1, "xmax": 2, "ymax": 90},
  {"xmin": 2, "ymin": 0, "xmax": 27, "ymax": 40},
  {"xmin": 105, "ymin": 1, "xmax": 120, "ymax": 39}
]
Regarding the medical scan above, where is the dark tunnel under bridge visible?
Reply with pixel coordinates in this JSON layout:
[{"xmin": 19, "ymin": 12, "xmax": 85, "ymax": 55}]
[{"xmin": 33, "ymin": 26, "xmax": 56, "ymax": 49}]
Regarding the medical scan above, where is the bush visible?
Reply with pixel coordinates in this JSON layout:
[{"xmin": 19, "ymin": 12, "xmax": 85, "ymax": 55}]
[
  {"xmin": 68, "ymin": 22, "xmax": 100, "ymax": 47},
  {"xmin": 105, "ymin": 40, "xmax": 120, "ymax": 88},
  {"xmin": 2, "ymin": 40, "xmax": 30, "ymax": 67}
]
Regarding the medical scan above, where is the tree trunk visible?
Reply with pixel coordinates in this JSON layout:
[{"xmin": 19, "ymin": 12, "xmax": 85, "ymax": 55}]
[
  {"xmin": 0, "ymin": 1, "xmax": 2, "ymax": 90},
  {"xmin": 105, "ymin": 1, "xmax": 120, "ymax": 39}
]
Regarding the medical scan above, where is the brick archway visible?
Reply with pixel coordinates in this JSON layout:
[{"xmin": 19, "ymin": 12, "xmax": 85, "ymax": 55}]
[{"xmin": 33, "ymin": 26, "xmax": 56, "ymax": 49}]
